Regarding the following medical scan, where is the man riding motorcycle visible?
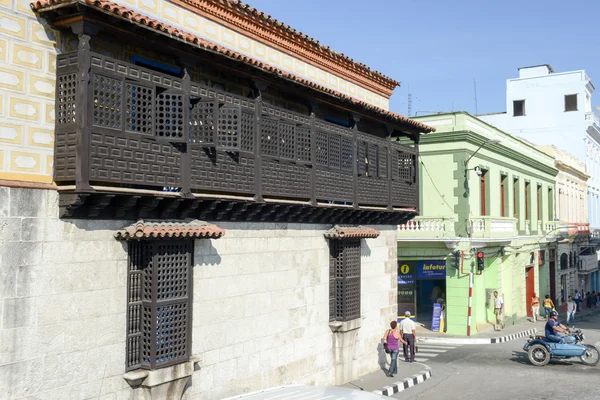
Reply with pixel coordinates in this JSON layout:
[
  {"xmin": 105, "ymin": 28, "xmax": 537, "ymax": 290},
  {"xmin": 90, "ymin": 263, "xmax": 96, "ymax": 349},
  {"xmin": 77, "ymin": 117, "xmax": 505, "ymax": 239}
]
[{"xmin": 545, "ymin": 310, "xmax": 575, "ymax": 344}]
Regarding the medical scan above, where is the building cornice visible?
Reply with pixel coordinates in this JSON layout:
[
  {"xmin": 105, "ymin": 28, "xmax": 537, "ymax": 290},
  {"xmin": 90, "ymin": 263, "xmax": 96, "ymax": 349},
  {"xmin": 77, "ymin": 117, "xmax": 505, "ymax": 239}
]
[
  {"xmin": 417, "ymin": 130, "xmax": 559, "ymax": 177},
  {"xmin": 170, "ymin": 0, "xmax": 397, "ymax": 98},
  {"xmin": 555, "ymin": 159, "xmax": 590, "ymax": 182}
]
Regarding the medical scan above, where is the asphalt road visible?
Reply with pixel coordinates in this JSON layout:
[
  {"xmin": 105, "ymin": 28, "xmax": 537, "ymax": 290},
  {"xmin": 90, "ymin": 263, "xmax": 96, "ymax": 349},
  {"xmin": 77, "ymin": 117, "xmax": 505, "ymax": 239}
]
[{"xmin": 396, "ymin": 312, "xmax": 600, "ymax": 400}]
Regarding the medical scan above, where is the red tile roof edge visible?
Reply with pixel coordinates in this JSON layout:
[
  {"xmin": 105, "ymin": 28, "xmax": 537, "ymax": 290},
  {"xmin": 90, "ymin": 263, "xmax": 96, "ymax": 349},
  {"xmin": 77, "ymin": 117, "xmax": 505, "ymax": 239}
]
[
  {"xmin": 186, "ymin": 0, "xmax": 401, "ymax": 89},
  {"xmin": 114, "ymin": 219, "xmax": 226, "ymax": 240},
  {"xmin": 30, "ymin": 0, "xmax": 434, "ymax": 133},
  {"xmin": 324, "ymin": 225, "xmax": 381, "ymax": 240}
]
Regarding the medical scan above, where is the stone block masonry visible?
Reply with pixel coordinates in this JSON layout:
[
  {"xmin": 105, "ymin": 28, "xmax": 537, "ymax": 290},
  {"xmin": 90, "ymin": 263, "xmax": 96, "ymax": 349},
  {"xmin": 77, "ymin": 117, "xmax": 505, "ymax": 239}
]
[{"xmin": 0, "ymin": 187, "xmax": 398, "ymax": 399}]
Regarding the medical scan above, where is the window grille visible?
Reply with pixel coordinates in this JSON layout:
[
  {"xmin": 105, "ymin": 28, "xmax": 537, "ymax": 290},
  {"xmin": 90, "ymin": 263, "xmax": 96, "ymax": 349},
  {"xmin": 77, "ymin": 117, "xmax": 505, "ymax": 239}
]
[
  {"xmin": 126, "ymin": 83, "xmax": 154, "ymax": 135},
  {"xmin": 156, "ymin": 91, "xmax": 186, "ymax": 140},
  {"xmin": 328, "ymin": 134, "xmax": 341, "ymax": 170},
  {"xmin": 340, "ymin": 137, "xmax": 353, "ymax": 172},
  {"xmin": 92, "ymin": 74, "xmax": 122, "ymax": 130},
  {"xmin": 260, "ymin": 116, "xmax": 279, "ymax": 156},
  {"xmin": 315, "ymin": 131, "xmax": 329, "ymax": 166},
  {"xmin": 126, "ymin": 240, "xmax": 192, "ymax": 371},
  {"xmin": 216, "ymin": 104, "xmax": 241, "ymax": 150},
  {"xmin": 329, "ymin": 239, "xmax": 361, "ymax": 322},
  {"xmin": 189, "ymin": 99, "xmax": 216, "ymax": 144},
  {"xmin": 296, "ymin": 125, "xmax": 311, "ymax": 162},
  {"xmin": 240, "ymin": 110, "xmax": 255, "ymax": 152},
  {"xmin": 280, "ymin": 121, "xmax": 296, "ymax": 160},
  {"xmin": 57, "ymin": 73, "xmax": 78, "ymax": 125}
]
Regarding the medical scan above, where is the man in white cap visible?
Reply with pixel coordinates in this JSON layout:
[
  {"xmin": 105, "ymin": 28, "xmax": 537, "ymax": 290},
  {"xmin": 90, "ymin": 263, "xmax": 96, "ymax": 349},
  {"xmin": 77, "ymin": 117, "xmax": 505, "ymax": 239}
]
[{"xmin": 400, "ymin": 310, "xmax": 416, "ymax": 362}]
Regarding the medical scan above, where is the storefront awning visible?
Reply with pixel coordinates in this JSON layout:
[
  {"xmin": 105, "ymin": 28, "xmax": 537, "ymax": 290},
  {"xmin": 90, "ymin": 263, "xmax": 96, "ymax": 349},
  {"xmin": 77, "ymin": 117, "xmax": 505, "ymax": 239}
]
[{"xmin": 115, "ymin": 219, "xmax": 225, "ymax": 240}]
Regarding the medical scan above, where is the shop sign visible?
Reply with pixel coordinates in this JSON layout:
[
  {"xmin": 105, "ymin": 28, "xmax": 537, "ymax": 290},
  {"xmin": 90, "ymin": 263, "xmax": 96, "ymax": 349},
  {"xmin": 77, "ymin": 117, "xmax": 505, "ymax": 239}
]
[
  {"xmin": 416, "ymin": 260, "xmax": 446, "ymax": 279},
  {"xmin": 431, "ymin": 303, "xmax": 442, "ymax": 332},
  {"xmin": 398, "ymin": 261, "xmax": 416, "ymax": 284}
]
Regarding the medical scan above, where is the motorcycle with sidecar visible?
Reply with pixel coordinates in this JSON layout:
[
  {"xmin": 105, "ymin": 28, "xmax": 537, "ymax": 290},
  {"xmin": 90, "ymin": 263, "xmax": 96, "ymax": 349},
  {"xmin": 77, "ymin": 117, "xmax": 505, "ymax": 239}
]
[{"xmin": 523, "ymin": 329, "xmax": 599, "ymax": 366}]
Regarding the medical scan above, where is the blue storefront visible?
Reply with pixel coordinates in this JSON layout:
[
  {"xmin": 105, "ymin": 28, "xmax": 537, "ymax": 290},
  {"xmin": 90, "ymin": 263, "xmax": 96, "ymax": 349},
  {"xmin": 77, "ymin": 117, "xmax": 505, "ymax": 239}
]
[{"xmin": 398, "ymin": 259, "xmax": 446, "ymax": 322}]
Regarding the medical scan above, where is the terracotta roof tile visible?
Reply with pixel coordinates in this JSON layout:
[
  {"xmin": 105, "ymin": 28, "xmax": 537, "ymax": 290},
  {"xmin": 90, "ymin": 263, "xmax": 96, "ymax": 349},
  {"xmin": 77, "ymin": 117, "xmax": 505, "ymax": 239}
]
[
  {"xmin": 114, "ymin": 219, "xmax": 226, "ymax": 240},
  {"xmin": 216, "ymin": 0, "xmax": 401, "ymax": 88},
  {"xmin": 30, "ymin": 0, "xmax": 434, "ymax": 133},
  {"xmin": 324, "ymin": 225, "xmax": 380, "ymax": 240}
]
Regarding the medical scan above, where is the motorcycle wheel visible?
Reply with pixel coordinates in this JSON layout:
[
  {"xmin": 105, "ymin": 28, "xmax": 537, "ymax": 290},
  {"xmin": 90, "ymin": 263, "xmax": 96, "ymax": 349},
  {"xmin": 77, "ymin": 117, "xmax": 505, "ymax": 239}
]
[
  {"xmin": 580, "ymin": 345, "xmax": 600, "ymax": 366},
  {"xmin": 528, "ymin": 344, "xmax": 550, "ymax": 366}
]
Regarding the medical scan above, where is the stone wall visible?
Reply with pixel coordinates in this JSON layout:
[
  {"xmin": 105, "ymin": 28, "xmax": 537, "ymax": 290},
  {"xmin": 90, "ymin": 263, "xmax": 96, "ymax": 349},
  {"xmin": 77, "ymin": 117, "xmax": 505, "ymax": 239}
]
[{"xmin": 0, "ymin": 186, "xmax": 398, "ymax": 400}]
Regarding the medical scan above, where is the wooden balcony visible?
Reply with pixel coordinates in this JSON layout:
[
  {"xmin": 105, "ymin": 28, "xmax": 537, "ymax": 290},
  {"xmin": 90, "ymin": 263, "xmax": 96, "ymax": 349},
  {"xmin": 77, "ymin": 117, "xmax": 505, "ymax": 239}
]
[{"xmin": 54, "ymin": 51, "xmax": 420, "ymax": 224}]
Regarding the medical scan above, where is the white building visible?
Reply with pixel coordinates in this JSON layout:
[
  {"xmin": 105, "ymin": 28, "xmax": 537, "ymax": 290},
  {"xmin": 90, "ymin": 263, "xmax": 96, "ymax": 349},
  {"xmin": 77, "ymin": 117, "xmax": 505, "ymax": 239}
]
[{"xmin": 479, "ymin": 64, "xmax": 600, "ymax": 230}]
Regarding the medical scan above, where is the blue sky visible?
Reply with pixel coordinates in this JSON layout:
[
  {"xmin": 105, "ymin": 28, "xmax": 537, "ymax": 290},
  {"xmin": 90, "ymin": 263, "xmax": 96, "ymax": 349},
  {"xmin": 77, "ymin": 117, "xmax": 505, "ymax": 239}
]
[{"xmin": 247, "ymin": 0, "xmax": 600, "ymax": 117}]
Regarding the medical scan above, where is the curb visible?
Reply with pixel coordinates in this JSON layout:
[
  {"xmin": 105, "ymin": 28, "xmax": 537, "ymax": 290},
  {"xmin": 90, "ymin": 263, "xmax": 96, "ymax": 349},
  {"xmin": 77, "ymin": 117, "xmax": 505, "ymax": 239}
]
[
  {"xmin": 416, "ymin": 328, "xmax": 537, "ymax": 345},
  {"xmin": 373, "ymin": 368, "xmax": 432, "ymax": 397}
]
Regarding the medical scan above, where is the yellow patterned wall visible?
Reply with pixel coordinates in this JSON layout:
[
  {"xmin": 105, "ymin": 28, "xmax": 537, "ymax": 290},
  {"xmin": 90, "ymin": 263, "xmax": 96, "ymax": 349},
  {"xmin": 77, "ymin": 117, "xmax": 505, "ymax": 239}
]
[{"xmin": 0, "ymin": 0, "xmax": 58, "ymax": 184}]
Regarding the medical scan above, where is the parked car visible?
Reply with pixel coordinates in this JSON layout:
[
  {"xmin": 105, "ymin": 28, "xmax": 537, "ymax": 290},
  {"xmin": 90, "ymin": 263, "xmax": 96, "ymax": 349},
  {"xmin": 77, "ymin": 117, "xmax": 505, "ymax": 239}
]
[{"xmin": 222, "ymin": 385, "xmax": 388, "ymax": 399}]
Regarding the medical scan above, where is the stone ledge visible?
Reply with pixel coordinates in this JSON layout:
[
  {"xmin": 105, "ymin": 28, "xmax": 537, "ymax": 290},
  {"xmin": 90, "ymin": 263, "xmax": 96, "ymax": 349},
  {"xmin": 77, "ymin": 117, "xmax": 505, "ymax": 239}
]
[{"xmin": 329, "ymin": 317, "xmax": 361, "ymax": 333}]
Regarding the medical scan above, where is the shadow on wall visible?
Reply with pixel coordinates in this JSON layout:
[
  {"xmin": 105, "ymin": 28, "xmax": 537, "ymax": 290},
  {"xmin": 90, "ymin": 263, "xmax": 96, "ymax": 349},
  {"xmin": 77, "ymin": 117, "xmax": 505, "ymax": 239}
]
[
  {"xmin": 377, "ymin": 342, "xmax": 388, "ymax": 372},
  {"xmin": 361, "ymin": 239, "xmax": 372, "ymax": 257}
]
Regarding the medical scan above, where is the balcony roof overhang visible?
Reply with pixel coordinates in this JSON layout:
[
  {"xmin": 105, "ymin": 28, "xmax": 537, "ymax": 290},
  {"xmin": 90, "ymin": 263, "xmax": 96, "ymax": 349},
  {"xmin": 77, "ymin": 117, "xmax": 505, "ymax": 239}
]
[{"xmin": 31, "ymin": 0, "xmax": 434, "ymax": 136}]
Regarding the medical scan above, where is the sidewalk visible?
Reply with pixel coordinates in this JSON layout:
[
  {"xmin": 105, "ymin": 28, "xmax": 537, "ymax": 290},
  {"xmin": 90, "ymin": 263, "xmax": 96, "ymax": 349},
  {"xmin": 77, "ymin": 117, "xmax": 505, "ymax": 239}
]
[
  {"xmin": 341, "ymin": 362, "xmax": 431, "ymax": 396},
  {"xmin": 416, "ymin": 306, "xmax": 600, "ymax": 345}
]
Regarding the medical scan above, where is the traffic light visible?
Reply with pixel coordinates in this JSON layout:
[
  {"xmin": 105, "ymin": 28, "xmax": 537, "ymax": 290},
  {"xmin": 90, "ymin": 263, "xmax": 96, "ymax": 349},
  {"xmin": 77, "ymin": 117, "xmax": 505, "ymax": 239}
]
[
  {"xmin": 477, "ymin": 251, "xmax": 485, "ymax": 271},
  {"xmin": 451, "ymin": 250, "xmax": 461, "ymax": 269}
]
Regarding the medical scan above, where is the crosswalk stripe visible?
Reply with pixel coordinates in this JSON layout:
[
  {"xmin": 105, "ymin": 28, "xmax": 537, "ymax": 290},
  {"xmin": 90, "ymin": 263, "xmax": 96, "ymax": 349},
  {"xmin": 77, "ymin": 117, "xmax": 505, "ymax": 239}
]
[
  {"xmin": 418, "ymin": 348, "xmax": 449, "ymax": 353},
  {"xmin": 414, "ymin": 357, "xmax": 429, "ymax": 362},
  {"xmin": 418, "ymin": 345, "xmax": 458, "ymax": 350},
  {"xmin": 415, "ymin": 352, "xmax": 442, "ymax": 357}
]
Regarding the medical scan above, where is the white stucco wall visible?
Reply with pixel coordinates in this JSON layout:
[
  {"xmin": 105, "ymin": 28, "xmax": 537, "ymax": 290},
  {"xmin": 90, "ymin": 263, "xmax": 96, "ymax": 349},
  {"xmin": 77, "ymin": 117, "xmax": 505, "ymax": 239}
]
[
  {"xmin": 0, "ymin": 187, "xmax": 398, "ymax": 400},
  {"xmin": 479, "ymin": 65, "xmax": 600, "ymax": 229}
]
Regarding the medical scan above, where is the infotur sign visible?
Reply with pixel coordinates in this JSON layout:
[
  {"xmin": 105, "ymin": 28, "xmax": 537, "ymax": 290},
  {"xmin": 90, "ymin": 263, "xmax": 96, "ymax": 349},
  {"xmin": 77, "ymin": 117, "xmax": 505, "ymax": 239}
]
[{"xmin": 416, "ymin": 260, "xmax": 446, "ymax": 279}]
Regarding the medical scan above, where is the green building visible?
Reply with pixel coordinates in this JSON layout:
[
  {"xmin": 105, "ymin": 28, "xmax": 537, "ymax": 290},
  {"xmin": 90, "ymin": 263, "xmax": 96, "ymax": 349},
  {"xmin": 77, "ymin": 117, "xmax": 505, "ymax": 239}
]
[{"xmin": 398, "ymin": 112, "xmax": 563, "ymax": 335}]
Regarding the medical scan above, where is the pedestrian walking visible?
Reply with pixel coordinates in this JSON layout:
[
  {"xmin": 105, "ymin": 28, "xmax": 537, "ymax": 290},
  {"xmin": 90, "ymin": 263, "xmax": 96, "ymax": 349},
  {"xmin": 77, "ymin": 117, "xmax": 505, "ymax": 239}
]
[
  {"xmin": 566, "ymin": 295, "xmax": 577, "ymax": 328},
  {"xmin": 592, "ymin": 291, "xmax": 597, "ymax": 308},
  {"xmin": 574, "ymin": 290, "xmax": 581, "ymax": 311},
  {"xmin": 531, "ymin": 292, "xmax": 540, "ymax": 322},
  {"xmin": 543, "ymin": 295, "xmax": 555, "ymax": 321},
  {"xmin": 400, "ymin": 311, "xmax": 417, "ymax": 363},
  {"xmin": 382, "ymin": 321, "xmax": 407, "ymax": 378},
  {"xmin": 493, "ymin": 291, "xmax": 505, "ymax": 331},
  {"xmin": 586, "ymin": 291, "xmax": 592, "ymax": 309}
]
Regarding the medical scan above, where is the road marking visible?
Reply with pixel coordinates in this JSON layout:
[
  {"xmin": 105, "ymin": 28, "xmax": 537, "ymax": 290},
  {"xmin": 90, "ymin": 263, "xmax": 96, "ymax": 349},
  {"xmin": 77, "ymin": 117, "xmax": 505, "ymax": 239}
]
[
  {"xmin": 415, "ymin": 352, "xmax": 443, "ymax": 358},
  {"xmin": 414, "ymin": 357, "xmax": 429, "ymax": 362},
  {"xmin": 417, "ymin": 344, "xmax": 457, "ymax": 350}
]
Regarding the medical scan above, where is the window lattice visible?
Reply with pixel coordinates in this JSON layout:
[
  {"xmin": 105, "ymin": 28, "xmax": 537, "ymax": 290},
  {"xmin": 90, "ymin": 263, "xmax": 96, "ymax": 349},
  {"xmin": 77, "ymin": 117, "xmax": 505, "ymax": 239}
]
[
  {"xmin": 316, "ymin": 131, "xmax": 329, "ymax": 166},
  {"xmin": 217, "ymin": 105, "xmax": 240, "ymax": 150},
  {"xmin": 398, "ymin": 151, "xmax": 415, "ymax": 181},
  {"xmin": 280, "ymin": 121, "xmax": 296, "ymax": 160},
  {"xmin": 93, "ymin": 74, "xmax": 122, "ymax": 129},
  {"xmin": 127, "ymin": 240, "xmax": 192, "ymax": 371},
  {"xmin": 260, "ymin": 116, "xmax": 279, "ymax": 156},
  {"xmin": 329, "ymin": 239, "xmax": 361, "ymax": 322},
  {"xmin": 156, "ymin": 92, "xmax": 185, "ymax": 140},
  {"xmin": 189, "ymin": 100, "xmax": 215, "ymax": 144},
  {"xmin": 155, "ymin": 303, "xmax": 188, "ymax": 365},
  {"xmin": 57, "ymin": 73, "xmax": 77, "ymax": 124},
  {"xmin": 367, "ymin": 144, "xmax": 379, "ymax": 177},
  {"xmin": 341, "ymin": 137, "xmax": 353, "ymax": 172},
  {"xmin": 126, "ymin": 83, "xmax": 154, "ymax": 135},
  {"xmin": 296, "ymin": 125, "xmax": 311, "ymax": 162},
  {"xmin": 379, "ymin": 146, "xmax": 388, "ymax": 178},
  {"xmin": 240, "ymin": 110, "xmax": 255, "ymax": 152},
  {"xmin": 357, "ymin": 141, "xmax": 367, "ymax": 176},
  {"xmin": 329, "ymin": 134, "xmax": 341, "ymax": 170}
]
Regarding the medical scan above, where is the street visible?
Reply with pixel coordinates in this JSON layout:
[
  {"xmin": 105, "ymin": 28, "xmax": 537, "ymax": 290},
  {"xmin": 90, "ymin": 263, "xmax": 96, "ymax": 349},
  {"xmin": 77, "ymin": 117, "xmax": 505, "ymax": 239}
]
[{"xmin": 397, "ymin": 312, "xmax": 600, "ymax": 399}]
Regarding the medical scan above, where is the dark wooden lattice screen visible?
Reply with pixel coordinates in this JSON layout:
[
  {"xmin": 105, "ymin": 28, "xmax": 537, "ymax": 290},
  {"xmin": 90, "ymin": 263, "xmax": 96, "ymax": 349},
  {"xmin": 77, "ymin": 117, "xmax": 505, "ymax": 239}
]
[
  {"xmin": 329, "ymin": 239, "xmax": 361, "ymax": 322},
  {"xmin": 127, "ymin": 240, "xmax": 192, "ymax": 371}
]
